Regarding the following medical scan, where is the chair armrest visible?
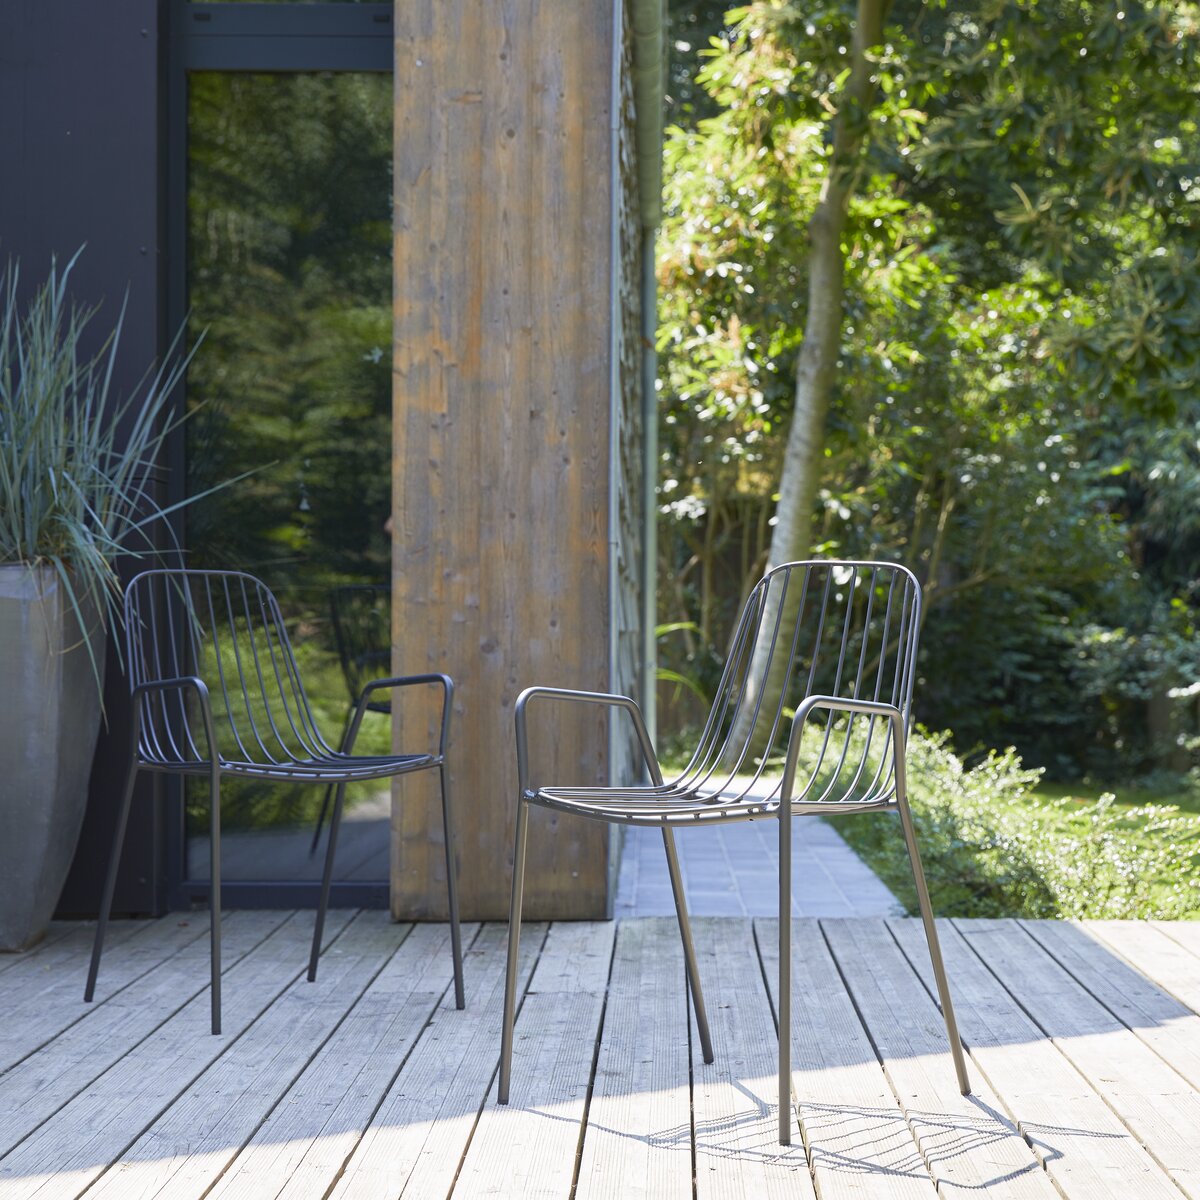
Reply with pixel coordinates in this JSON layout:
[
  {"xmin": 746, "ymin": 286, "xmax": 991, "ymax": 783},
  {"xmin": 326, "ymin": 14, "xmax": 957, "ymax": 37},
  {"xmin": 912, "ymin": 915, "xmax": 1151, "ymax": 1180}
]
[
  {"xmin": 514, "ymin": 685, "xmax": 663, "ymax": 795},
  {"xmin": 783, "ymin": 695, "xmax": 905, "ymax": 805},
  {"xmin": 347, "ymin": 673, "xmax": 454, "ymax": 758},
  {"xmin": 132, "ymin": 676, "xmax": 218, "ymax": 766}
]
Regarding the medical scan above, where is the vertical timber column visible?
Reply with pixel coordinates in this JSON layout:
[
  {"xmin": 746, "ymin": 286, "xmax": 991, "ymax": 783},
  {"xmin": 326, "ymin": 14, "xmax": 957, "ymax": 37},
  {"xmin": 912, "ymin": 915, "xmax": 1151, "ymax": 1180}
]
[{"xmin": 392, "ymin": 0, "xmax": 616, "ymax": 920}]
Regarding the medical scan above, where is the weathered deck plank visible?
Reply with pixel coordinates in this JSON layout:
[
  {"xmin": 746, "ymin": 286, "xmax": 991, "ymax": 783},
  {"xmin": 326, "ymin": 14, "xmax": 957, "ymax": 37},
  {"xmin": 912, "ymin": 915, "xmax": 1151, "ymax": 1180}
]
[
  {"xmin": 1024, "ymin": 919, "xmax": 1200, "ymax": 1093},
  {"xmin": 0, "ymin": 911, "xmax": 287, "ymax": 1160},
  {"xmin": 822, "ymin": 920, "xmax": 1056, "ymax": 1199},
  {"xmin": 956, "ymin": 919, "xmax": 1200, "ymax": 1198},
  {"xmin": 0, "ymin": 923, "xmax": 104, "ymax": 978},
  {"xmin": 0, "ymin": 918, "xmax": 178, "ymax": 1073},
  {"xmin": 0, "ymin": 910, "xmax": 355, "ymax": 1200},
  {"xmin": 574, "ymin": 918, "xmax": 693, "ymax": 1200},
  {"xmin": 208, "ymin": 921, "xmax": 473, "ymax": 1200},
  {"xmin": 1154, "ymin": 919, "xmax": 1200, "ymax": 964},
  {"xmin": 1097, "ymin": 920, "xmax": 1200, "ymax": 1016},
  {"xmin": 80, "ymin": 913, "xmax": 416, "ymax": 1200},
  {"xmin": 327, "ymin": 923, "xmax": 550, "ymax": 1200},
  {"xmin": 455, "ymin": 922, "xmax": 617, "ymax": 1199},
  {"xmin": 757, "ymin": 918, "xmax": 935, "ymax": 1200},
  {"xmin": 3, "ymin": 915, "xmax": 1200, "ymax": 1199},
  {"xmin": 689, "ymin": 917, "xmax": 814, "ymax": 1200},
  {"xmin": 891, "ymin": 918, "xmax": 1183, "ymax": 1199}
]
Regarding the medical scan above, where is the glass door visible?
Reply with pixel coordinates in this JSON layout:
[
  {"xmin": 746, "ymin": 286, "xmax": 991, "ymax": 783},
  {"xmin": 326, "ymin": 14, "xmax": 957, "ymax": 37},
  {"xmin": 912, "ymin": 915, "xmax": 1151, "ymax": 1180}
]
[{"xmin": 169, "ymin": 4, "xmax": 393, "ymax": 907}]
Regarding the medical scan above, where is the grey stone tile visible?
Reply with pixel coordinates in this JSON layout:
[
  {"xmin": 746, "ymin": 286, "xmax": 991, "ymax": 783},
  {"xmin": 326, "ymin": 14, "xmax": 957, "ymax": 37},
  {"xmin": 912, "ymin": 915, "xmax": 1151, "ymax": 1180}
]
[{"xmin": 616, "ymin": 811, "xmax": 899, "ymax": 918}]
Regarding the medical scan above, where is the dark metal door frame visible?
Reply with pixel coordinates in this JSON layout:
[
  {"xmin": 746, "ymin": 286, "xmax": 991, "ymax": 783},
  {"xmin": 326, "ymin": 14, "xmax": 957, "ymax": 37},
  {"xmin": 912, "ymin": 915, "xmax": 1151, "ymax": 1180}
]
[{"xmin": 164, "ymin": 1, "xmax": 393, "ymax": 911}]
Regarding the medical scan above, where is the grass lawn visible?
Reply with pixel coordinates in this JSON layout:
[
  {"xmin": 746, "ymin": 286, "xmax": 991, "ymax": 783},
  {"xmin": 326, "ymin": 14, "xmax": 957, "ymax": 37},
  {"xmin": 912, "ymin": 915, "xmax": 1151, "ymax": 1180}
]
[{"xmin": 1038, "ymin": 777, "xmax": 1200, "ymax": 817}]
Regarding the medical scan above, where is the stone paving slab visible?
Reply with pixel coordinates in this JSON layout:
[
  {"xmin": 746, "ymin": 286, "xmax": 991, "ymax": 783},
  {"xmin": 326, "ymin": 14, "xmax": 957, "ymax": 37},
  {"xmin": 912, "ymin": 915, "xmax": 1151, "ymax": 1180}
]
[{"xmin": 615, "ymin": 815, "xmax": 903, "ymax": 918}]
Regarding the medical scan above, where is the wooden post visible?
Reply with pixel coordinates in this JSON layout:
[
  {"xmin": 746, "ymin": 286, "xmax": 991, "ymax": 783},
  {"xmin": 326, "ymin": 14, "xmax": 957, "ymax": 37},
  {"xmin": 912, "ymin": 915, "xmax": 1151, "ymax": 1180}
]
[{"xmin": 391, "ymin": 0, "xmax": 622, "ymax": 920}]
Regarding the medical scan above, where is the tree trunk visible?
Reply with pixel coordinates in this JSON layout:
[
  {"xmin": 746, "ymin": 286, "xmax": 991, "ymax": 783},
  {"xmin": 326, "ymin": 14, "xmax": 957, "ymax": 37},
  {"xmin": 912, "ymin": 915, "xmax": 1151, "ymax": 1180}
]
[{"xmin": 727, "ymin": 0, "xmax": 888, "ymax": 761}]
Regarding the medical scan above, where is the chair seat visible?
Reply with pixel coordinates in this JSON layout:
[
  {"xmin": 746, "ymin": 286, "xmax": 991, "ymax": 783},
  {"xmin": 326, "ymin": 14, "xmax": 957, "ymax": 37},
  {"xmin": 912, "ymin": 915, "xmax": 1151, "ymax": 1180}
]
[
  {"xmin": 142, "ymin": 751, "xmax": 437, "ymax": 782},
  {"xmin": 533, "ymin": 778, "xmax": 896, "ymax": 824}
]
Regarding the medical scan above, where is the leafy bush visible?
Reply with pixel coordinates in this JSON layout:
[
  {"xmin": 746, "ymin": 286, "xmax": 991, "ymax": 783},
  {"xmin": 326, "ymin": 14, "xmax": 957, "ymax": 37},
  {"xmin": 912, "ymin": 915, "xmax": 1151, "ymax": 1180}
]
[{"xmin": 836, "ymin": 728, "xmax": 1200, "ymax": 919}]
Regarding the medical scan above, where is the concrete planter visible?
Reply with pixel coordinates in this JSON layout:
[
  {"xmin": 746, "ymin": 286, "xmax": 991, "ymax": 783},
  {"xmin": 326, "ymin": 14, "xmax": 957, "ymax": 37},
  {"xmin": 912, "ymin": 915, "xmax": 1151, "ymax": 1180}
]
[{"xmin": 0, "ymin": 565, "xmax": 105, "ymax": 951}]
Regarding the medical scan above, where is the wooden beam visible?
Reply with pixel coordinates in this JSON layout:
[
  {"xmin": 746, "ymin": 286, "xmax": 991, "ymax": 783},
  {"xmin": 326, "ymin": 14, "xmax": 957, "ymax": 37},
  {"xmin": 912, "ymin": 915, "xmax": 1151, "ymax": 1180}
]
[{"xmin": 391, "ymin": 0, "xmax": 616, "ymax": 919}]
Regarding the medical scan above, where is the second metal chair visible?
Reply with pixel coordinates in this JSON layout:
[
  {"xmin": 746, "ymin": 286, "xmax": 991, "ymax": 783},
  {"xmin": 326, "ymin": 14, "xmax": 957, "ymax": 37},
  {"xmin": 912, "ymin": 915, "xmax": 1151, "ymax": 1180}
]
[{"xmin": 84, "ymin": 568, "xmax": 464, "ymax": 1033}]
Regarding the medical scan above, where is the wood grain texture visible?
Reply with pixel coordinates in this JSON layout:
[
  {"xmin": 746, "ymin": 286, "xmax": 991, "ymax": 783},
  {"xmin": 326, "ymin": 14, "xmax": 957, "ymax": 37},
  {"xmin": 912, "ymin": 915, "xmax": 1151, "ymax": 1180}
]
[
  {"xmin": 0, "ymin": 911, "xmax": 356, "ymax": 1200},
  {"xmin": 891, "ymin": 917, "xmax": 1183, "ymax": 1199},
  {"xmin": 822, "ymin": 919, "xmax": 1057, "ymax": 1200},
  {"xmin": 574, "ymin": 919, "xmax": 692, "ymax": 1200},
  {"xmin": 1024, "ymin": 919, "xmax": 1200, "ymax": 1093},
  {"xmin": 0, "ymin": 923, "xmax": 90, "ymax": 977},
  {"xmin": 0, "ymin": 912, "xmax": 287, "ymax": 1161},
  {"xmin": 209, "ymin": 921, "xmax": 473, "ymax": 1200},
  {"xmin": 81, "ymin": 914, "xmax": 414, "ymax": 1200},
  {"xmin": 0, "ymin": 916, "xmax": 203, "ymax": 1075},
  {"xmin": 1156, "ymin": 919, "xmax": 1200, "ymax": 963},
  {"xmin": 690, "ymin": 918, "xmax": 815, "ymax": 1200},
  {"xmin": 392, "ymin": 0, "xmax": 619, "ymax": 919},
  {"xmin": 7, "ymin": 915, "xmax": 1200, "ymax": 1198},
  {"xmin": 955, "ymin": 919, "xmax": 1200, "ymax": 1198},
  {"xmin": 459, "ymin": 921, "xmax": 617, "ymax": 1198},
  {"xmin": 757, "ymin": 918, "xmax": 935, "ymax": 1200},
  {"xmin": 327, "ymin": 922, "xmax": 548, "ymax": 1200}
]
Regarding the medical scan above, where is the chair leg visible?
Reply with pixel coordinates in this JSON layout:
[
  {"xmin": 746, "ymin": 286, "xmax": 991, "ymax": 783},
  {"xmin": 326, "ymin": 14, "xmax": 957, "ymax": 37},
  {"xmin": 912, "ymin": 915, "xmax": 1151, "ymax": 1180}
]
[
  {"xmin": 309, "ymin": 705, "xmax": 355, "ymax": 857},
  {"xmin": 896, "ymin": 785, "xmax": 971, "ymax": 1095},
  {"xmin": 208, "ymin": 764, "xmax": 222, "ymax": 1035},
  {"xmin": 439, "ymin": 764, "xmax": 465, "ymax": 1009},
  {"xmin": 309, "ymin": 779, "xmax": 348, "ymax": 983},
  {"xmin": 498, "ymin": 796, "xmax": 530, "ymax": 1105},
  {"xmin": 309, "ymin": 784, "xmax": 335, "ymax": 858},
  {"xmin": 84, "ymin": 757, "xmax": 139, "ymax": 1005},
  {"xmin": 778, "ymin": 808, "xmax": 793, "ymax": 1145},
  {"xmin": 661, "ymin": 827, "xmax": 713, "ymax": 1065}
]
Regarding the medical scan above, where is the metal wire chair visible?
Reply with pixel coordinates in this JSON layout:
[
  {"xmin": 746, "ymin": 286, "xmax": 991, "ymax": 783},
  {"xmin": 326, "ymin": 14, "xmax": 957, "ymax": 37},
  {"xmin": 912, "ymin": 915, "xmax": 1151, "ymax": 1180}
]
[
  {"xmin": 498, "ymin": 559, "xmax": 969, "ymax": 1143},
  {"xmin": 309, "ymin": 584, "xmax": 392, "ymax": 856},
  {"xmin": 83, "ymin": 569, "xmax": 464, "ymax": 1033}
]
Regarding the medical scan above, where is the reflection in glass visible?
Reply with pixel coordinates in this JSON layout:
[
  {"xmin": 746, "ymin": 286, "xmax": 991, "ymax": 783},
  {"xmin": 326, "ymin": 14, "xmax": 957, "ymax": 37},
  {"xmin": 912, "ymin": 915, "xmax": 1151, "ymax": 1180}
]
[{"xmin": 185, "ymin": 71, "xmax": 392, "ymax": 883}]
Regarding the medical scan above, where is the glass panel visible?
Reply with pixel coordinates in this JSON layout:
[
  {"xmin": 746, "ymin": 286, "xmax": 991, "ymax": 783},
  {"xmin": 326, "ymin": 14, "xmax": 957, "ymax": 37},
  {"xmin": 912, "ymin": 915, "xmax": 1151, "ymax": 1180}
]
[{"xmin": 185, "ymin": 71, "xmax": 392, "ymax": 883}]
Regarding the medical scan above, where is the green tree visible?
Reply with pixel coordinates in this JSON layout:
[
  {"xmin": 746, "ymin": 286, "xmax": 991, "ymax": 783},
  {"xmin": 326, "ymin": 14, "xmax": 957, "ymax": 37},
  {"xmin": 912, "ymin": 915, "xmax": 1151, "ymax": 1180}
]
[{"xmin": 658, "ymin": 0, "xmax": 1200, "ymax": 770}]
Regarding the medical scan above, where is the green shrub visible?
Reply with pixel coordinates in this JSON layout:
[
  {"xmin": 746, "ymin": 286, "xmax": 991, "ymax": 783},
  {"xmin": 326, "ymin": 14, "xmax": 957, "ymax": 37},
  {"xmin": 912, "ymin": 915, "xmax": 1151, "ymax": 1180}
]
[{"xmin": 835, "ymin": 728, "xmax": 1200, "ymax": 919}]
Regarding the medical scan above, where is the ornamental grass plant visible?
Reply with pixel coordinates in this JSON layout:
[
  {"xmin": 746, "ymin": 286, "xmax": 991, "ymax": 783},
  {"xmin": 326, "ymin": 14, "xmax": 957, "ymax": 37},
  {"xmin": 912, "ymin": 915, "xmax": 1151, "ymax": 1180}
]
[{"xmin": 0, "ymin": 251, "xmax": 198, "ymax": 687}]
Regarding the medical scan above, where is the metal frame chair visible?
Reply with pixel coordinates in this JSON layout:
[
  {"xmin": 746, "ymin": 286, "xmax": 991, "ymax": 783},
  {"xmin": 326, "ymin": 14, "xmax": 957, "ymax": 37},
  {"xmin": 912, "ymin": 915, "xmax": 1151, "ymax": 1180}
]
[
  {"xmin": 83, "ymin": 568, "xmax": 464, "ymax": 1033},
  {"xmin": 498, "ymin": 559, "xmax": 969, "ymax": 1144}
]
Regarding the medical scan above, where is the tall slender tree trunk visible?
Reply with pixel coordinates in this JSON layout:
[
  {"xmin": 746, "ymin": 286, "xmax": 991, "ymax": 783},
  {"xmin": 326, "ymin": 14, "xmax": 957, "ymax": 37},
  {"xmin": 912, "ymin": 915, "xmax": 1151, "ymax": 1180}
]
[{"xmin": 728, "ymin": 0, "xmax": 888, "ymax": 760}]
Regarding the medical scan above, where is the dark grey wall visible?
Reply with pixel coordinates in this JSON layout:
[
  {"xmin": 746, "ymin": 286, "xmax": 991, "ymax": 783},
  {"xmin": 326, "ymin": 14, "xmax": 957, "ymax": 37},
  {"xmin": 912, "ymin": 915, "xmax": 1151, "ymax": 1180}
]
[{"xmin": 0, "ymin": 0, "xmax": 168, "ymax": 915}]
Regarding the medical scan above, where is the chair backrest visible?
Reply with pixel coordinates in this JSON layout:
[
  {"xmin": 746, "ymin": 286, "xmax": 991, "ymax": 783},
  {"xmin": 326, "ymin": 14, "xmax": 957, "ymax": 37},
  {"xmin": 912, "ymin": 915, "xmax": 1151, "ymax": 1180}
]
[
  {"xmin": 675, "ymin": 560, "xmax": 922, "ymax": 805},
  {"xmin": 329, "ymin": 584, "xmax": 391, "ymax": 705},
  {"xmin": 124, "ymin": 569, "xmax": 332, "ymax": 767}
]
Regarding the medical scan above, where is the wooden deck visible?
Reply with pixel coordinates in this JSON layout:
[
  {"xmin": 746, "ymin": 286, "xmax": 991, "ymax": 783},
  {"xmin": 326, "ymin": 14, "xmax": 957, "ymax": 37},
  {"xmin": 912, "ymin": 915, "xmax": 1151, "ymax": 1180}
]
[{"xmin": 2, "ymin": 913, "xmax": 1200, "ymax": 1198}]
